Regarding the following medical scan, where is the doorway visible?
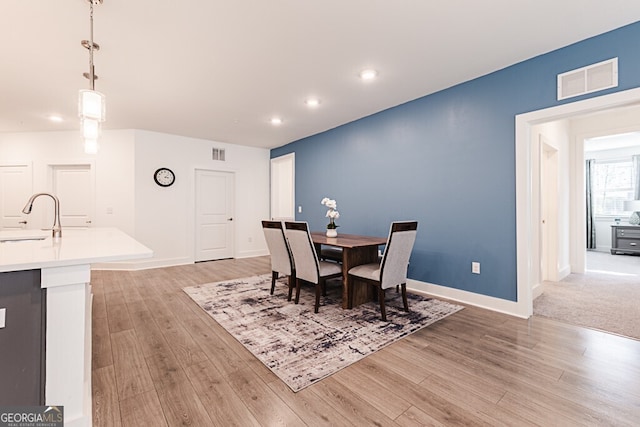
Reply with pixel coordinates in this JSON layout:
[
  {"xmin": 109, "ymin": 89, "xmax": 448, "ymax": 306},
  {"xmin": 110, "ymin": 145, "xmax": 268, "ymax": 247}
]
[
  {"xmin": 50, "ymin": 164, "xmax": 94, "ymax": 228},
  {"xmin": 533, "ymin": 109, "xmax": 640, "ymax": 339},
  {"xmin": 270, "ymin": 153, "xmax": 295, "ymax": 221},
  {"xmin": 583, "ymin": 131, "xmax": 640, "ymax": 263},
  {"xmin": 516, "ymin": 86, "xmax": 640, "ymax": 318},
  {"xmin": 195, "ymin": 169, "xmax": 235, "ymax": 262},
  {"xmin": 0, "ymin": 163, "xmax": 33, "ymax": 229},
  {"xmin": 540, "ymin": 137, "xmax": 559, "ymax": 284}
]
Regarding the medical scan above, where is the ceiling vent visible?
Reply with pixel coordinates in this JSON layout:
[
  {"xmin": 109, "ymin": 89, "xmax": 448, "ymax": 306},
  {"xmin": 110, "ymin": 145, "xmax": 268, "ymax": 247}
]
[
  {"xmin": 212, "ymin": 147, "xmax": 226, "ymax": 161},
  {"xmin": 557, "ymin": 58, "xmax": 618, "ymax": 100}
]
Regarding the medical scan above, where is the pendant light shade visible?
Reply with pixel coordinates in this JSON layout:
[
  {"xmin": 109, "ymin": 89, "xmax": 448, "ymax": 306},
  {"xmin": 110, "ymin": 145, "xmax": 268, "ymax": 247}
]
[
  {"xmin": 78, "ymin": 89, "xmax": 105, "ymax": 122},
  {"xmin": 84, "ymin": 139, "xmax": 99, "ymax": 154},
  {"xmin": 82, "ymin": 117, "xmax": 100, "ymax": 139}
]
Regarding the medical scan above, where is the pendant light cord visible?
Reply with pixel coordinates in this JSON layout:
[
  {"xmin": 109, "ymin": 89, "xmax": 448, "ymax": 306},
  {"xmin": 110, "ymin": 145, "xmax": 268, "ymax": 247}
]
[{"xmin": 89, "ymin": 0, "xmax": 95, "ymax": 90}]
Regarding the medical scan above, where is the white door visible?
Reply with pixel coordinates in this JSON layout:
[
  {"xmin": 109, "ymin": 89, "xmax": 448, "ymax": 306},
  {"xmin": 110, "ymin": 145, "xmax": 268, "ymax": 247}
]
[
  {"xmin": 51, "ymin": 165, "xmax": 94, "ymax": 228},
  {"xmin": 270, "ymin": 153, "xmax": 295, "ymax": 220},
  {"xmin": 195, "ymin": 170, "xmax": 235, "ymax": 261},
  {"xmin": 540, "ymin": 138, "xmax": 559, "ymax": 282},
  {"xmin": 0, "ymin": 164, "xmax": 33, "ymax": 229}
]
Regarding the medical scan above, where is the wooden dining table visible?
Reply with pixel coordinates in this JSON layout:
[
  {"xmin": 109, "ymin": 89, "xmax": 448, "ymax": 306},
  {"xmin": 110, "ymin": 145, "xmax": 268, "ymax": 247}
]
[{"xmin": 311, "ymin": 232, "xmax": 388, "ymax": 309}]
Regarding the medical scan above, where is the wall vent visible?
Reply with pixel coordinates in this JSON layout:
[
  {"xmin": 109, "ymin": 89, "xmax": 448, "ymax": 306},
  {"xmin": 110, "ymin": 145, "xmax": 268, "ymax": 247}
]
[
  {"xmin": 557, "ymin": 58, "xmax": 618, "ymax": 100},
  {"xmin": 212, "ymin": 148, "xmax": 226, "ymax": 161}
]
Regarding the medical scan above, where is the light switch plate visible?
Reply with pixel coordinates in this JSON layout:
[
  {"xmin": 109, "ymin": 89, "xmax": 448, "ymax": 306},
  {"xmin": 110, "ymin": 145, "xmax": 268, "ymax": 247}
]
[
  {"xmin": 0, "ymin": 308, "xmax": 6, "ymax": 328},
  {"xmin": 472, "ymin": 262, "xmax": 480, "ymax": 274}
]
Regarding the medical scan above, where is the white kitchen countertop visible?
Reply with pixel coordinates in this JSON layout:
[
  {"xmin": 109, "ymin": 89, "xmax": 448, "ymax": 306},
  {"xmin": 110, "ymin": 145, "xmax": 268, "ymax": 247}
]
[{"xmin": 0, "ymin": 227, "xmax": 153, "ymax": 272}]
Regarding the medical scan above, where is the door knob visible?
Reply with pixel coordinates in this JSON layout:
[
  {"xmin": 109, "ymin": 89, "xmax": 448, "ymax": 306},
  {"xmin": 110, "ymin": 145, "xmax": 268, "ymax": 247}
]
[
  {"xmin": 228, "ymin": 217, "xmax": 233, "ymax": 221},
  {"xmin": 18, "ymin": 220, "xmax": 27, "ymax": 224}
]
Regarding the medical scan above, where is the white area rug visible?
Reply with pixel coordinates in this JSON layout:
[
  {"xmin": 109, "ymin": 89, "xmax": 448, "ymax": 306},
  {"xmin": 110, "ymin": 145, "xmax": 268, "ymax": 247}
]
[{"xmin": 183, "ymin": 274, "xmax": 463, "ymax": 392}]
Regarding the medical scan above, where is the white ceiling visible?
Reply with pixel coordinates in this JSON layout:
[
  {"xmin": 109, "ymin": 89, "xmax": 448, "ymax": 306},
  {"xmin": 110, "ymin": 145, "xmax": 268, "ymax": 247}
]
[
  {"xmin": 586, "ymin": 131, "xmax": 640, "ymax": 152},
  {"xmin": 3, "ymin": 1, "xmax": 640, "ymax": 149}
]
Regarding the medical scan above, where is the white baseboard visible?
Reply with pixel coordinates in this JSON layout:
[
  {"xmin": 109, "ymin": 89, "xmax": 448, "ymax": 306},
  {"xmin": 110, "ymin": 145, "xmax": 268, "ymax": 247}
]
[
  {"xmin": 593, "ymin": 247, "xmax": 611, "ymax": 253},
  {"xmin": 558, "ymin": 265, "xmax": 571, "ymax": 280},
  {"xmin": 92, "ymin": 256, "xmax": 192, "ymax": 271},
  {"xmin": 532, "ymin": 281, "xmax": 544, "ymax": 300},
  {"xmin": 236, "ymin": 249, "xmax": 269, "ymax": 259},
  {"xmin": 407, "ymin": 279, "xmax": 528, "ymax": 319}
]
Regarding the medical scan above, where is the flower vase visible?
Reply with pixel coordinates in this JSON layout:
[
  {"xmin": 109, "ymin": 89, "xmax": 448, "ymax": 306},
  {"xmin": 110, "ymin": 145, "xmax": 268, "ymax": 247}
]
[{"xmin": 326, "ymin": 228, "xmax": 338, "ymax": 238}]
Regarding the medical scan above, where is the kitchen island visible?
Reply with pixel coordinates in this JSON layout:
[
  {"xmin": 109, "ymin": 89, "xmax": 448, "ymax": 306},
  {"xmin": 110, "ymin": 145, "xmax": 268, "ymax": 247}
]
[{"xmin": 0, "ymin": 228, "xmax": 152, "ymax": 427}]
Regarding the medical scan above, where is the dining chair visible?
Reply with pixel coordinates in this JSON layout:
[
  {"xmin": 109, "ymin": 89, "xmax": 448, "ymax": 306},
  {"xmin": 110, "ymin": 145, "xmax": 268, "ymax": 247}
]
[
  {"xmin": 284, "ymin": 221, "xmax": 342, "ymax": 313},
  {"xmin": 347, "ymin": 221, "xmax": 418, "ymax": 321},
  {"xmin": 261, "ymin": 220, "xmax": 296, "ymax": 300}
]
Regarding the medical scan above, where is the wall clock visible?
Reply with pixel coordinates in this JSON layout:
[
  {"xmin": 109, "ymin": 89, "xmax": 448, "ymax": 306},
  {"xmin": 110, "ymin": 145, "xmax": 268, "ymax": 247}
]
[{"xmin": 154, "ymin": 167, "xmax": 175, "ymax": 187}]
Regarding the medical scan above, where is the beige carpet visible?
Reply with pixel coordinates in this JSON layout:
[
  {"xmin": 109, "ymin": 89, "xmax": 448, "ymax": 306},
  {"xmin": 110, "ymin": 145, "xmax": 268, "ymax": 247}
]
[{"xmin": 534, "ymin": 251, "xmax": 640, "ymax": 340}]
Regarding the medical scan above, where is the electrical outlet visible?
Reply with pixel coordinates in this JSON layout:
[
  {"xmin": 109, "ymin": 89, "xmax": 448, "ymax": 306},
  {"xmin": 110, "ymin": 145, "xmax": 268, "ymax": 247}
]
[
  {"xmin": 298, "ymin": 206, "xmax": 303, "ymax": 213},
  {"xmin": 248, "ymin": 237, "xmax": 252, "ymax": 243},
  {"xmin": 0, "ymin": 308, "xmax": 6, "ymax": 328},
  {"xmin": 472, "ymin": 262, "xmax": 480, "ymax": 274}
]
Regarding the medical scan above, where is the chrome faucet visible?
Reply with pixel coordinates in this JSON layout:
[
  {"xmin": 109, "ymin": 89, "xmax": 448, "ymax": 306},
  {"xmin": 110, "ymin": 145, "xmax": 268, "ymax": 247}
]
[{"xmin": 22, "ymin": 193, "xmax": 62, "ymax": 238}]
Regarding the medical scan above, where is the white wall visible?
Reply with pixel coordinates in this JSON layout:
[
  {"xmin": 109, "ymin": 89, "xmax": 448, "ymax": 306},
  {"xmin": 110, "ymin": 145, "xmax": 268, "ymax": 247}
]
[
  {"xmin": 132, "ymin": 130, "xmax": 270, "ymax": 268},
  {"xmin": 0, "ymin": 129, "xmax": 136, "ymax": 233},
  {"xmin": 0, "ymin": 129, "xmax": 270, "ymax": 269},
  {"xmin": 95, "ymin": 130, "xmax": 137, "ymax": 235}
]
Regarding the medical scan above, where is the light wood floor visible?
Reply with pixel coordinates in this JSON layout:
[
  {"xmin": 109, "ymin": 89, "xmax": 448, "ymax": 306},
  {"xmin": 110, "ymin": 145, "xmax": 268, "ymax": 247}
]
[{"xmin": 92, "ymin": 256, "xmax": 640, "ymax": 426}]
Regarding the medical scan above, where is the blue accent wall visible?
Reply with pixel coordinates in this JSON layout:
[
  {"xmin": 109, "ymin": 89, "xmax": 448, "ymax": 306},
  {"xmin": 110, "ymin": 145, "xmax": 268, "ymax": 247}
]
[{"xmin": 271, "ymin": 21, "xmax": 640, "ymax": 301}]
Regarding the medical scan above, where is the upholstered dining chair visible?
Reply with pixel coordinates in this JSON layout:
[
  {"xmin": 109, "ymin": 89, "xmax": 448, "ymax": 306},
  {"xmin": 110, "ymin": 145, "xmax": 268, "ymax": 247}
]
[
  {"xmin": 284, "ymin": 221, "xmax": 342, "ymax": 313},
  {"xmin": 261, "ymin": 220, "xmax": 296, "ymax": 300},
  {"xmin": 347, "ymin": 221, "xmax": 418, "ymax": 321}
]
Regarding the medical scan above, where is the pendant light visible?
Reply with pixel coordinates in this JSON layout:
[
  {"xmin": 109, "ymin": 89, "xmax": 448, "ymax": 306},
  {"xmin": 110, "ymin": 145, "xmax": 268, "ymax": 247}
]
[{"xmin": 79, "ymin": 0, "xmax": 105, "ymax": 153}]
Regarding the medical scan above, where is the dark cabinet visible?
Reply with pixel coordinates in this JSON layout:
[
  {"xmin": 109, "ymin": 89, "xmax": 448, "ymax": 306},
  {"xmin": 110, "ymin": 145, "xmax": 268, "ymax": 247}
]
[
  {"xmin": 610, "ymin": 225, "xmax": 640, "ymax": 255},
  {"xmin": 0, "ymin": 269, "xmax": 46, "ymax": 405}
]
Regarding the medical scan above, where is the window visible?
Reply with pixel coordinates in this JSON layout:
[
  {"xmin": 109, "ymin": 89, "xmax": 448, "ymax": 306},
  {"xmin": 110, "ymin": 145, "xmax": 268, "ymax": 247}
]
[{"xmin": 591, "ymin": 159, "xmax": 635, "ymax": 216}]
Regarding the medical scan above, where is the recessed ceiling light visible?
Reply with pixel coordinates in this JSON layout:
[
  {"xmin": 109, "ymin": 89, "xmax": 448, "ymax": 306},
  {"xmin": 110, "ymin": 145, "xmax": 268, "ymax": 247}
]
[
  {"xmin": 305, "ymin": 98, "xmax": 320, "ymax": 107},
  {"xmin": 48, "ymin": 115, "xmax": 64, "ymax": 123},
  {"xmin": 271, "ymin": 117, "xmax": 283, "ymax": 125},
  {"xmin": 359, "ymin": 69, "xmax": 378, "ymax": 81}
]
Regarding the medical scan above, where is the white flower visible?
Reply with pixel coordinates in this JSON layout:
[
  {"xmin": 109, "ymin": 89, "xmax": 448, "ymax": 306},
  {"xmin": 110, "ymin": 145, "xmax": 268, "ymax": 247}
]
[
  {"xmin": 322, "ymin": 196, "xmax": 341, "ymax": 227},
  {"xmin": 321, "ymin": 197, "xmax": 336, "ymax": 208},
  {"xmin": 326, "ymin": 209, "xmax": 340, "ymax": 219}
]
